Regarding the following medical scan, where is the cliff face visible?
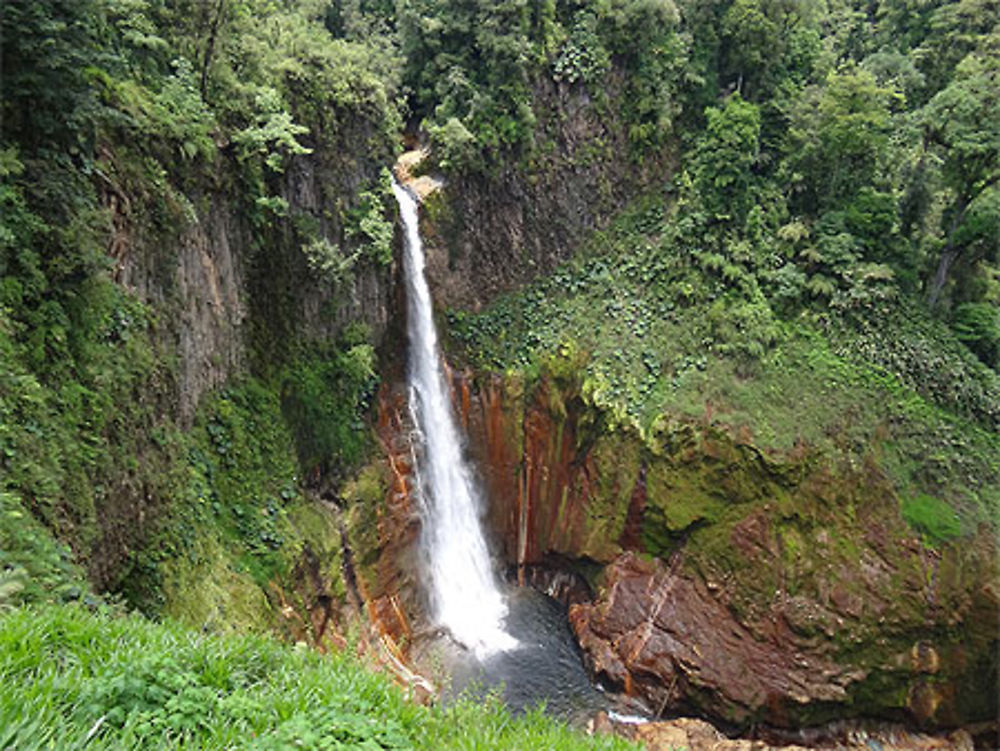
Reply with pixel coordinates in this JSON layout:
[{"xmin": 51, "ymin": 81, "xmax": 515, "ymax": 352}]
[
  {"xmin": 419, "ymin": 74, "xmax": 675, "ymax": 311},
  {"xmin": 78, "ymin": 56, "xmax": 670, "ymax": 641},
  {"xmin": 77, "ymin": 109, "xmax": 400, "ymax": 634},
  {"xmin": 448, "ymin": 371, "xmax": 998, "ymax": 730},
  {"xmin": 110, "ymin": 144, "xmax": 395, "ymax": 423},
  {"xmin": 349, "ymin": 73, "xmax": 680, "ymax": 660}
]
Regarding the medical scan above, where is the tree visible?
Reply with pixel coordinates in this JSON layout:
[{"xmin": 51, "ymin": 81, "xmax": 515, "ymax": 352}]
[
  {"xmin": 782, "ymin": 67, "xmax": 900, "ymax": 214},
  {"xmin": 721, "ymin": 0, "xmax": 782, "ymax": 97},
  {"xmin": 0, "ymin": 0, "xmax": 104, "ymax": 150},
  {"xmin": 921, "ymin": 48, "xmax": 1000, "ymax": 305},
  {"xmin": 692, "ymin": 93, "xmax": 761, "ymax": 225}
]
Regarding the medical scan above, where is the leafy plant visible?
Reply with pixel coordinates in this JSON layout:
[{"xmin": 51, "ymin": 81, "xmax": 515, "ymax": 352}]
[
  {"xmin": 0, "ymin": 491, "xmax": 90, "ymax": 608},
  {"xmin": 346, "ymin": 182, "xmax": 394, "ymax": 267},
  {"xmin": 552, "ymin": 12, "xmax": 610, "ymax": 87},
  {"xmin": 952, "ymin": 302, "xmax": 1000, "ymax": 368},
  {"xmin": 232, "ymin": 88, "xmax": 312, "ymax": 172},
  {"xmin": 303, "ymin": 237, "xmax": 356, "ymax": 286}
]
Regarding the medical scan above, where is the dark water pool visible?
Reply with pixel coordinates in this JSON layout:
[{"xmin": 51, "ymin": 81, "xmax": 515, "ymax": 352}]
[{"xmin": 433, "ymin": 586, "xmax": 611, "ymax": 722}]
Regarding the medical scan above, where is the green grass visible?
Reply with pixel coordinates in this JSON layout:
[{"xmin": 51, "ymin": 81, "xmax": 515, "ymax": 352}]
[{"xmin": 0, "ymin": 604, "xmax": 637, "ymax": 750}]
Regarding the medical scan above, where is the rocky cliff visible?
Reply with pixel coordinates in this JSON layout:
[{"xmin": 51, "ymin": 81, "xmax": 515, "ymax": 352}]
[
  {"xmin": 108, "ymin": 139, "xmax": 395, "ymax": 423},
  {"xmin": 417, "ymin": 73, "xmax": 675, "ymax": 312},
  {"xmin": 360, "ymin": 84, "xmax": 1000, "ymax": 734},
  {"xmin": 77, "ymin": 103, "xmax": 401, "ymax": 637},
  {"xmin": 449, "ymin": 370, "xmax": 997, "ymax": 731}
]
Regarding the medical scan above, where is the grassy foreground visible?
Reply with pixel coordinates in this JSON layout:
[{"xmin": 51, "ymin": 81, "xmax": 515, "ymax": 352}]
[{"xmin": 0, "ymin": 604, "xmax": 635, "ymax": 751}]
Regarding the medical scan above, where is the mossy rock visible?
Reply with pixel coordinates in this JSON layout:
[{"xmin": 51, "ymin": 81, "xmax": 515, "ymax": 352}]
[
  {"xmin": 160, "ymin": 534, "xmax": 277, "ymax": 634},
  {"xmin": 341, "ymin": 462, "xmax": 391, "ymax": 594},
  {"xmin": 901, "ymin": 494, "xmax": 962, "ymax": 547}
]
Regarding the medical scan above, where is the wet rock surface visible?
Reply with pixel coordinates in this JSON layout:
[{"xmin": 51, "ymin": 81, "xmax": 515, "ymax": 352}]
[
  {"xmin": 571, "ymin": 552, "xmax": 868, "ymax": 724},
  {"xmin": 592, "ymin": 713, "xmax": 979, "ymax": 751}
]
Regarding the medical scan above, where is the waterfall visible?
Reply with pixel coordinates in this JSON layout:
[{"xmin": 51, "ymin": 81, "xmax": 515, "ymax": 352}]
[{"xmin": 392, "ymin": 179, "xmax": 518, "ymax": 657}]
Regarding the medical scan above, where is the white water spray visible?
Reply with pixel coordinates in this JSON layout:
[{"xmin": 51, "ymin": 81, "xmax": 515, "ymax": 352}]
[{"xmin": 392, "ymin": 179, "xmax": 518, "ymax": 657}]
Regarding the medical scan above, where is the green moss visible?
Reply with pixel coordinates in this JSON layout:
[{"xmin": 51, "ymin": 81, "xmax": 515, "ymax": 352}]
[
  {"xmin": 901, "ymin": 494, "xmax": 963, "ymax": 547},
  {"xmin": 160, "ymin": 534, "xmax": 276, "ymax": 634},
  {"xmin": 278, "ymin": 334, "xmax": 378, "ymax": 478},
  {"xmin": 287, "ymin": 500, "xmax": 345, "ymax": 602},
  {"xmin": 577, "ymin": 434, "xmax": 639, "ymax": 560},
  {"xmin": 644, "ymin": 462, "xmax": 727, "ymax": 534},
  {"xmin": 421, "ymin": 188, "xmax": 452, "ymax": 228},
  {"xmin": 189, "ymin": 381, "xmax": 301, "ymax": 588},
  {"xmin": 117, "ymin": 374, "xmax": 354, "ymax": 634},
  {"xmin": 342, "ymin": 463, "xmax": 390, "ymax": 592}
]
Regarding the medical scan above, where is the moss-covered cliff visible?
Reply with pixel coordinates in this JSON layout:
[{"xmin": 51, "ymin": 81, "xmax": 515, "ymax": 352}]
[
  {"xmin": 451, "ymin": 366, "xmax": 997, "ymax": 728},
  {"xmin": 0, "ymin": 0, "xmax": 402, "ymax": 641}
]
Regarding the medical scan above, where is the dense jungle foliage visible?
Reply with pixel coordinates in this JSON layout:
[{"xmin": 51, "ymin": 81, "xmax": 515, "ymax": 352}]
[{"xmin": 0, "ymin": 0, "xmax": 997, "ymax": 747}]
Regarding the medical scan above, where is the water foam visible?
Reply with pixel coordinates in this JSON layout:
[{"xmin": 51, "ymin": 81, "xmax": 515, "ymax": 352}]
[{"xmin": 393, "ymin": 179, "xmax": 518, "ymax": 658}]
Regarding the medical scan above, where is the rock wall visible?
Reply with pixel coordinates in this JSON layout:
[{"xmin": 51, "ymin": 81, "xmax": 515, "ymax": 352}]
[
  {"xmin": 114, "ymin": 189, "xmax": 249, "ymax": 422},
  {"xmin": 349, "ymin": 70, "xmax": 995, "ymax": 734},
  {"xmin": 86, "ymin": 115, "xmax": 397, "ymax": 618},
  {"xmin": 419, "ymin": 73, "xmax": 675, "ymax": 311},
  {"xmin": 112, "ymin": 144, "xmax": 395, "ymax": 423},
  {"xmin": 451, "ymin": 371, "xmax": 998, "ymax": 731}
]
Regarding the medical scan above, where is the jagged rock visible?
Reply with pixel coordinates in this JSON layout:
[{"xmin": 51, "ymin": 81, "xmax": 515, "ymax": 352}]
[
  {"xmin": 567, "ymin": 539, "xmax": 998, "ymax": 729},
  {"xmin": 571, "ymin": 552, "xmax": 860, "ymax": 725}
]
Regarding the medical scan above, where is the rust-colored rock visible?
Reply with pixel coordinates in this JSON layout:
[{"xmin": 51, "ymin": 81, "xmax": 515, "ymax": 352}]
[
  {"xmin": 343, "ymin": 382, "xmax": 426, "ymax": 655},
  {"xmin": 454, "ymin": 372, "xmax": 998, "ymax": 730},
  {"xmin": 462, "ymin": 373, "xmax": 638, "ymax": 569},
  {"xmin": 571, "ymin": 553, "xmax": 861, "ymax": 724},
  {"xmin": 605, "ymin": 714, "xmax": 976, "ymax": 751}
]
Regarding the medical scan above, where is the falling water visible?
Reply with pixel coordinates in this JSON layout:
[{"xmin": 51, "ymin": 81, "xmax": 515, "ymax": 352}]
[{"xmin": 392, "ymin": 179, "xmax": 518, "ymax": 657}]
